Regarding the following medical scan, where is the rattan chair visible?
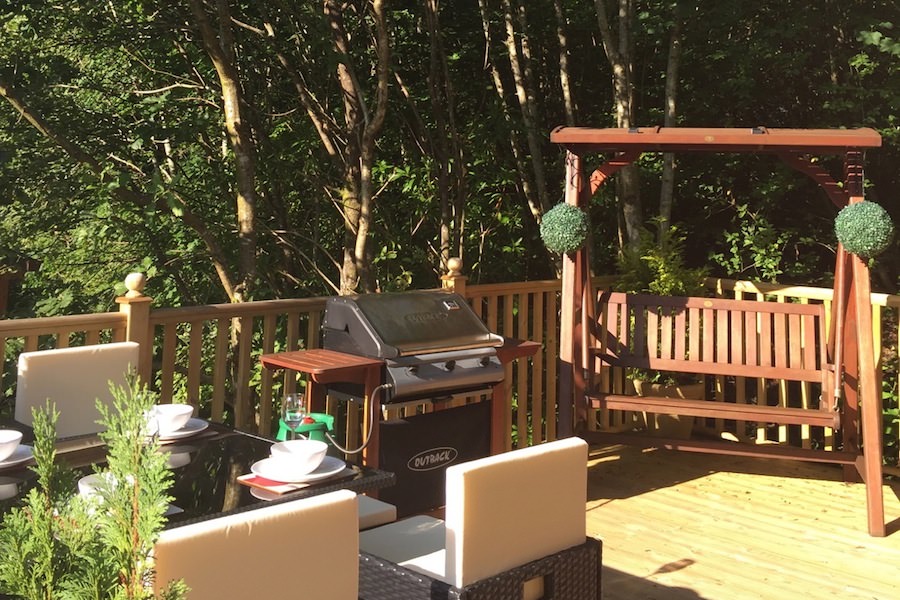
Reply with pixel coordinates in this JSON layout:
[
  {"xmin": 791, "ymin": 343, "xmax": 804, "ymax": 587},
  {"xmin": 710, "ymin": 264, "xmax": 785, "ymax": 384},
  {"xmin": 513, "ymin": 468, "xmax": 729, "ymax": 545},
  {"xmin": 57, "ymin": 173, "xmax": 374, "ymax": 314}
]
[
  {"xmin": 358, "ymin": 437, "xmax": 601, "ymax": 600},
  {"xmin": 15, "ymin": 341, "xmax": 140, "ymax": 437},
  {"xmin": 154, "ymin": 489, "xmax": 360, "ymax": 600}
]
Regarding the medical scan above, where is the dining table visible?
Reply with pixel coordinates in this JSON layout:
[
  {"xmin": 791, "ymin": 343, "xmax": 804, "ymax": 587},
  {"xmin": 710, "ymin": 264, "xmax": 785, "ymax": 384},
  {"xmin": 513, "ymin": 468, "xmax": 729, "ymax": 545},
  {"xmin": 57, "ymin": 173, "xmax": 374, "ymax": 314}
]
[{"xmin": 0, "ymin": 418, "xmax": 395, "ymax": 529}]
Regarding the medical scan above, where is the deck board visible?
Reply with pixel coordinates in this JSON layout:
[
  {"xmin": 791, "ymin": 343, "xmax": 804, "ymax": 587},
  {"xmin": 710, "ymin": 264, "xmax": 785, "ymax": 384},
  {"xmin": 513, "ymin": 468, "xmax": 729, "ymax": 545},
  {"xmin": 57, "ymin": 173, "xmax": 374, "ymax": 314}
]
[{"xmin": 586, "ymin": 444, "xmax": 900, "ymax": 600}]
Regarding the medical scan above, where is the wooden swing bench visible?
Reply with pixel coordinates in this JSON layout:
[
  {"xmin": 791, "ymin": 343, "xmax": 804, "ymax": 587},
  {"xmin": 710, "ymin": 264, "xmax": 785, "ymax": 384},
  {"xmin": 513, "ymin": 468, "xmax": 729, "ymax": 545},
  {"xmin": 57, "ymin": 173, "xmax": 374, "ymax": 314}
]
[
  {"xmin": 585, "ymin": 291, "xmax": 847, "ymax": 461},
  {"xmin": 552, "ymin": 126, "xmax": 886, "ymax": 535}
]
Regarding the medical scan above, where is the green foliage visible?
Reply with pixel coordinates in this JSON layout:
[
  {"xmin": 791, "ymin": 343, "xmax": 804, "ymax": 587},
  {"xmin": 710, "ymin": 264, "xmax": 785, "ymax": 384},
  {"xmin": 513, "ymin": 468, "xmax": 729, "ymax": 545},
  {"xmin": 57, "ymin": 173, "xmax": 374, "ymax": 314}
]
[
  {"xmin": 0, "ymin": 0, "xmax": 898, "ymax": 310},
  {"xmin": 709, "ymin": 202, "xmax": 795, "ymax": 282},
  {"xmin": 0, "ymin": 377, "xmax": 187, "ymax": 599},
  {"xmin": 834, "ymin": 201, "xmax": 895, "ymax": 258},
  {"xmin": 540, "ymin": 204, "xmax": 589, "ymax": 255},
  {"xmin": 615, "ymin": 222, "xmax": 708, "ymax": 297}
]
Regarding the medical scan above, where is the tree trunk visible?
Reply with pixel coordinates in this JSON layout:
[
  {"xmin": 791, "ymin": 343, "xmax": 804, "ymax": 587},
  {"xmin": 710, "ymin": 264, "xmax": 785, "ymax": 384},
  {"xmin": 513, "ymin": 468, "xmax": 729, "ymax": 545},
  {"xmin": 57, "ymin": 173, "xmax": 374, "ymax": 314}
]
[
  {"xmin": 553, "ymin": 0, "xmax": 577, "ymax": 125},
  {"xmin": 477, "ymin": 0, "xmax": 541, "ymax": 231},
  {"xmin": 437, "ymin": 3, "xmax": 468, "ymax": 268},
  {"xmin": 358, "ymin": 0, "xmax": 390, "ymax": 289},
  {"xmin": 190, "ymin": 0, "xmax": 258, "ymax": 303},
  {"xmin": 502, "ymin": 0, "xmax": 549, "ymax": 219},
  {"xmin": 425, "ymin": 0, "xmax": 454, "ymax": 272},
  {"xmin": 659, "ymin": 4, "xmax": 683, "ymax": 239},
  {"xmin": 0, "ymin": 74, "xmax": 240, "ymax": 301},
  {"xmin": 325, "ymin": 0, "xmax": 389, "ymax": 295},
  {"xmin": 262, "ymin": 18, "xmax": 341, "ymax": 160},
  {"xmin": 594, "ymin": 0, "xmax": 642, "ymax": 249}
]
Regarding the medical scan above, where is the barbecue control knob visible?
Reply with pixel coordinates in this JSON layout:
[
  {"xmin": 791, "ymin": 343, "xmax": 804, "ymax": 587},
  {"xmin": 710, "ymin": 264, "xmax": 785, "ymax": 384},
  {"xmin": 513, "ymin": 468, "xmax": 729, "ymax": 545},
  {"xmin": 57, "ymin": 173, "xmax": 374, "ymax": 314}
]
[
  {"xmin": 406, "ymin": 365, "xmax": 419, "ymax": 376},
  {"xmin": 443, "ymin": 360, "xmax": 456, "ymax": 372},
  {"xmin": 479, "ymin": 356, "xmax": 492, "ymax": 367}
]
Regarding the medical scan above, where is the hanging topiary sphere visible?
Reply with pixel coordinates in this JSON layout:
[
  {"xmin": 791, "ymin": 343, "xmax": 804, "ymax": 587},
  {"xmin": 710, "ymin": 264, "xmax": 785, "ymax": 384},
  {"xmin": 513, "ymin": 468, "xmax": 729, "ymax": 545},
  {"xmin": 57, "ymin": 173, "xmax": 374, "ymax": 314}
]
[
  {"xmin": 540, "ymin": 203, "xmax": 590, "ymax": 255},
  {"xmin": 834, "ymin": 201, "xmax": 895, "ymax": 258}
]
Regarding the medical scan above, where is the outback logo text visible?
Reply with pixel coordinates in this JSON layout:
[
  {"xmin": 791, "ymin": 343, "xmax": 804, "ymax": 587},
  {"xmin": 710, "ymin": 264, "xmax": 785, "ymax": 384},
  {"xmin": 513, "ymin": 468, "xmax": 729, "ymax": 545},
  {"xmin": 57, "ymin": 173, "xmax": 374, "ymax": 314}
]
[{"xmin": 407, "ymin": 447, "xmax": 458, "ymax": 471}]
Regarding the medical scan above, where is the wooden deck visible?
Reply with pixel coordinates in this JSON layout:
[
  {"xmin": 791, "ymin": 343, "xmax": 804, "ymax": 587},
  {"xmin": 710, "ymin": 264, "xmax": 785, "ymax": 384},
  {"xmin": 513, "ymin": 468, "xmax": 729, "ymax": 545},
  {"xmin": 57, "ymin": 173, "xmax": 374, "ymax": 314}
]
[{"xmin": 585, "ymin": 444, "xmax": 900, "ymax": 600}]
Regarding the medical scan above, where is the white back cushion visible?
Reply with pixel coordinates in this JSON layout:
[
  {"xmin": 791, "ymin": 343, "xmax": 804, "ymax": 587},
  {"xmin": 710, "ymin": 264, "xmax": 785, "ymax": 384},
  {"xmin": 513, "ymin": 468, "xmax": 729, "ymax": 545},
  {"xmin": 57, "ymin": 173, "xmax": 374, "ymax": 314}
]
[
  {"xmin": 154, "ymin": 490, "xmax": 359, "ymax": 600},
  {"xmin": 15, "ymin": 341, "xmax": 140, "ymax": 437},
  {"xmin": 444, "ymin": 436, "xmax": 588, "ymax": 588}
]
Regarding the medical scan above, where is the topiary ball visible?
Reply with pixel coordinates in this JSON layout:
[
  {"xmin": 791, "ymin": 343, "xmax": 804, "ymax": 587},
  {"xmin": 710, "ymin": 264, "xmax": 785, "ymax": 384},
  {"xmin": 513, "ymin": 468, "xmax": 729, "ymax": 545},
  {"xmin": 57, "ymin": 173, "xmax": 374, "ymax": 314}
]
[
  {"xmin": 834, "ymin": 201, "xmax": 895, "ymax": 258},
  {"xmin": 540, "ymin": 203, "xmax": 590, "ymax": 254}
]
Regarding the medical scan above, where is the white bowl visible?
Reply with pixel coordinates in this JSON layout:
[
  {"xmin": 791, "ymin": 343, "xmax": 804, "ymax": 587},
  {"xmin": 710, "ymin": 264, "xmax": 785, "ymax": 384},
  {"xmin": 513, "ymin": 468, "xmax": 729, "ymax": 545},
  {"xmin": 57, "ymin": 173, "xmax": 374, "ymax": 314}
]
[
  {"xmin": 78, "ymin": 472, "xmax": 116, "ymax": 500},
  {"xmin": 0, "ymin": 482, "xmax": 17, "ymax": 501},
  {"xmin": 0, "ymin": 430, "xmax": 23, "ymax": 462},
  {"xmin": 165, "ymin": 450, "xmax": 192, "ymax": 469},
  {"xmin": 151, "ymin": 404, "xmax": 194, "ymax": 435},
  {"xmin": 269, "ymin": 439, "xmax": 328, "ymax": 478}
]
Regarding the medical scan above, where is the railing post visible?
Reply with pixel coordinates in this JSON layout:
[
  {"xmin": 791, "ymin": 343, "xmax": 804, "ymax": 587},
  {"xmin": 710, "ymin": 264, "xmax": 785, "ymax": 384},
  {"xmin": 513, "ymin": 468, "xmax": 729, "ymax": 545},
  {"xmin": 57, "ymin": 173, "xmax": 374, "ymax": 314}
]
[
  {"xmin": 441, "ymin": 257, "xmax": 467, "ymax": 297},
  {"xmin": 115, "ymin": 272, "xmax": 153, "ymax": 384}
]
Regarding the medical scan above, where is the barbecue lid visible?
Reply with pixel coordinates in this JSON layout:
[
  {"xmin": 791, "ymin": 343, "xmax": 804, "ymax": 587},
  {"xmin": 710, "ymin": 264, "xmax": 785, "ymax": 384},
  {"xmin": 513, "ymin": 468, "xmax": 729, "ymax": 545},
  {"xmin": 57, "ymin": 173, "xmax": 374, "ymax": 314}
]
[{"xmin": 333, "ymin": 291, "xmax": 502, "ymax": 356}]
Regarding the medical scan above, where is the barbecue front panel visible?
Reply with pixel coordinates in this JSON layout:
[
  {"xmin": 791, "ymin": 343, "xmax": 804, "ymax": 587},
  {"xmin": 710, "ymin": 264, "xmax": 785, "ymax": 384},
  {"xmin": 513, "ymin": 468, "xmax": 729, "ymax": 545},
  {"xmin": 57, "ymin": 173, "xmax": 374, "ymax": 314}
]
[{"xmin": 383, "ymin": 347, "xmax": 503, "ymax": 401}]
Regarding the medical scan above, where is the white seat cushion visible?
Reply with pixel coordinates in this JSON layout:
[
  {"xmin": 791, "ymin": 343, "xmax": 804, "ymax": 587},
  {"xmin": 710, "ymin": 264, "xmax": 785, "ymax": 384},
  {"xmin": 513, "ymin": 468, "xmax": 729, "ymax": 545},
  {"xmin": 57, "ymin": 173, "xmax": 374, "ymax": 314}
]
[
  {"xmin": 15, "ymin": 342, "xmax": 140, "ymax": 438},
  {"xmin": 357, "ymin": 494, "xmax": 397, "ymax": 530},
  {"xmin": 155, "ymin": 490, "xmax": 359, "ymax": 600},
  {"xmin": 359, "ymin": 515, "xmax": 446, "ymax": 580}
]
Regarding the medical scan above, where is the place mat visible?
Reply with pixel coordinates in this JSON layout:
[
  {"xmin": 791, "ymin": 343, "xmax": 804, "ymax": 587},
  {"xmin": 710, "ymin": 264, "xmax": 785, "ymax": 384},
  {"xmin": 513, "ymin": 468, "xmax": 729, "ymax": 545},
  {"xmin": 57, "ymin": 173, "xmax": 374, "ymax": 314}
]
[{"xmin": 237, "ymin": 467, "xmax": 355, "ymax": 496}]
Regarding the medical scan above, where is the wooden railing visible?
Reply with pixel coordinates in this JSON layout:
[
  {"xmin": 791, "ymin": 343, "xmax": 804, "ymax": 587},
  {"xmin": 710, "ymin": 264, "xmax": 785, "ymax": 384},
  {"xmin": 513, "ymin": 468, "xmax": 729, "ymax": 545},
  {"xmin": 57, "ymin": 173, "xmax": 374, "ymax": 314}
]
[{"xmin": 1, "ymin": 270, "xmax": 898, "ymax": 476}]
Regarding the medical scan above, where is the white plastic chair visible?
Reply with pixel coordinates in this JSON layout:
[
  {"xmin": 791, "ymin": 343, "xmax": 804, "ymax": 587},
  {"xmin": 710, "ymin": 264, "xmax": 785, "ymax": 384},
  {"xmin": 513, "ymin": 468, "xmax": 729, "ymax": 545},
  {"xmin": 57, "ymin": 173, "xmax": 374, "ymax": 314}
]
[
  {"xmin": 358, "ymin": 437, "xmax": 601, "ymax": 600},
  {"xmin": 15, "ymin": 341, "xmax": 140, "ymax": 438},
  {"xmin": 154, "ymin": 490, "xmax": 359, "ymax": 600}
]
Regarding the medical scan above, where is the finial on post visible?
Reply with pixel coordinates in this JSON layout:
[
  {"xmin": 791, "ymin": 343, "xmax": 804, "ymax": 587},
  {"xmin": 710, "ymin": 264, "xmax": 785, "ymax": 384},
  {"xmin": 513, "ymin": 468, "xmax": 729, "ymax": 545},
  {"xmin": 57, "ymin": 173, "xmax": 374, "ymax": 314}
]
[
  {"xmin": 116, "ymin": 272, "xmax": 152, "ymax": 384},
  {"xmin": 441, "ymin": 257, "xmax": 467, "ymax": 296},
  {"xmin": 446, "ymin": 257, "xmax": 463, "ymax": 277},
  {"xmin": 124, "ymin": 272, "xmax": 146, "ymax": 298}
]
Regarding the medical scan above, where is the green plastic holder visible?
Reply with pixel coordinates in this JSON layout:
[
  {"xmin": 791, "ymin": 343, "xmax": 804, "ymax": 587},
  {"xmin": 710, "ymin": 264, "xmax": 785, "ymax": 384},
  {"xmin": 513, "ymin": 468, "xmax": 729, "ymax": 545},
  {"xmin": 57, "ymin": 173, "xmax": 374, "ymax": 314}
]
[{"xmin": 276, "ymin": 412, "xmax": 335, "ymax": 443}]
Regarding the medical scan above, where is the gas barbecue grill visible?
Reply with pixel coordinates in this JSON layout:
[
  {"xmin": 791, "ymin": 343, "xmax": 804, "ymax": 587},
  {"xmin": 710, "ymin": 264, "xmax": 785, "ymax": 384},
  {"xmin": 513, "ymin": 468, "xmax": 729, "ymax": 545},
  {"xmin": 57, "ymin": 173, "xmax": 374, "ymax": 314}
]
[
  {"xmin": 322, "ymin": 290, "xmax": 506, "ymax": 515},
  {"xmin": 323, "ymin": 291, "xmax": 505, "ymax": 402}
]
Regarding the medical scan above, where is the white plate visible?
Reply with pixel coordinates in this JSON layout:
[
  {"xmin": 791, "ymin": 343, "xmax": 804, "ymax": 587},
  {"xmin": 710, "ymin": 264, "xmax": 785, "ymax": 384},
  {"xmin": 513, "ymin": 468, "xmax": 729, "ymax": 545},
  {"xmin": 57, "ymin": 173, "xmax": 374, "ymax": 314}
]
[
  {"xmin": 250, "ymin": 487, "xmax": 281, "ymax": 502},
  {"xmin": 157, "ymin": 418, "xmax": 209, "ymax": 441},
  {"xmin": 0, "ymin": 445, "xmax": 34, "ymax": 470},
  {"xmin": 250, "ymin": 455, "xmax": 345, "ymax": 484}
]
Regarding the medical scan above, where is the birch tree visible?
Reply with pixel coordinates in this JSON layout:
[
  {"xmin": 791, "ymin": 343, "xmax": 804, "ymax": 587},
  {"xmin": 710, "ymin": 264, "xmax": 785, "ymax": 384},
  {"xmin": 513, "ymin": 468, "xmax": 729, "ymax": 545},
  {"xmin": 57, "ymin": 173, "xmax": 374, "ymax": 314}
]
[
  {"xmin": 189, "ymin": 0, "xmax": 259, "ymax": 303},
  {"xmin": 325, "ymin": 0, "xmax": 390, "ymax": 294}
]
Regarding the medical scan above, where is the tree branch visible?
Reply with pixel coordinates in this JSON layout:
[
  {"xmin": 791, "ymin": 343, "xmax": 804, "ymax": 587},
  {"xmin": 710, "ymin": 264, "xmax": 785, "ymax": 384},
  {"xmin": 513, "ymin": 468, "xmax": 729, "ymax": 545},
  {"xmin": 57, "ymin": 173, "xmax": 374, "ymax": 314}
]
[{"xmin": 0, "ymin": 73, "xmax": 240, "ymax": 301}]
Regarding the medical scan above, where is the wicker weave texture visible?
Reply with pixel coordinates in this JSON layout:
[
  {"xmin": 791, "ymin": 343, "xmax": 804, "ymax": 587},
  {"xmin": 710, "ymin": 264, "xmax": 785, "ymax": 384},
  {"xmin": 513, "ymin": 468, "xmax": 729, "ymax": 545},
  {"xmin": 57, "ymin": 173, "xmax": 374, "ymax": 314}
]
[{"xmin": 359, "ymin": 537, "xmax": 602, "ymax": 600}]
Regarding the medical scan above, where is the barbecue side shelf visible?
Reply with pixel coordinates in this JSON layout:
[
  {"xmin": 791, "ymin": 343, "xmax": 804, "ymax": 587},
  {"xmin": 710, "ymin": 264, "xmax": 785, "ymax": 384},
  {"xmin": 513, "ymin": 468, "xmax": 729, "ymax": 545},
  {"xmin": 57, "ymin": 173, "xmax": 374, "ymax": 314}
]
[
  {"xmin": 260, "ymin": 349, "xmax": 384, "ymax": 466},
  {"xmin": 261, "ymin": 339, "xmax": 539, "ymax": 467}
]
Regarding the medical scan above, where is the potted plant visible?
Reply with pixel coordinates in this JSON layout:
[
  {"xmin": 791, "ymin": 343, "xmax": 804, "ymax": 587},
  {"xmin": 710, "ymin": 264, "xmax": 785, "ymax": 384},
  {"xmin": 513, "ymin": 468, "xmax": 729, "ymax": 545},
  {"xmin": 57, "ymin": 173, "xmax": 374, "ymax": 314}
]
[
  {"xmin": 0, "ymin": 375, "xmax": 187, "ymax": 599},
  {"xmin": 614, "ymin": 221, "xmax": 708, "ymax": 438}
]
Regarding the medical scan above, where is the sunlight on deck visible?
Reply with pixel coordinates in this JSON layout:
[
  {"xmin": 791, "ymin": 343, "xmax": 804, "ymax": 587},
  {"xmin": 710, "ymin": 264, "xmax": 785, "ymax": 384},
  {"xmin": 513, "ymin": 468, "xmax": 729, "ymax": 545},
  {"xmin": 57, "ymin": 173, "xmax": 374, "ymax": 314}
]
[{"xmin": 585, "ymin": 444, "xmax": 900, "ymax": 600}]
